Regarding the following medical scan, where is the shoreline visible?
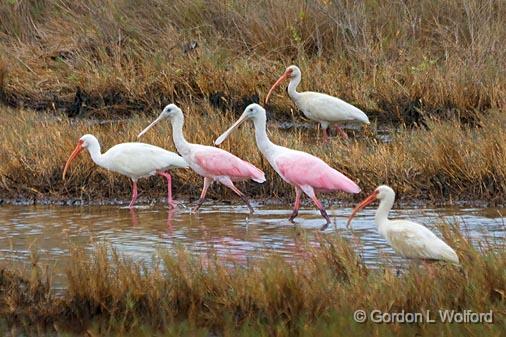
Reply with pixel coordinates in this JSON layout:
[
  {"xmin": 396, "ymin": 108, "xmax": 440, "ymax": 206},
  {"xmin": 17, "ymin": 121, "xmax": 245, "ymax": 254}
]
[{"xmin": 0, "ymin": 195, "xmax": 502, "ymax": 209}]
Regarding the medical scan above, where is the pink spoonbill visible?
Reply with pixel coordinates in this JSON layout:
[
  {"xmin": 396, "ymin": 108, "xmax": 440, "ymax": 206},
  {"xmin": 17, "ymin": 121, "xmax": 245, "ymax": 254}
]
[
  {"xmin": 137, "ymin": 104, "xmax": 265, "ymax": 213},
  {"xmin": 215, "ymin": 103, "xmax": 361, "ymax": 230},
  {"xmin": 265, "ymin": 65, "xmax": 370, "ymax": 142},
  {"xmin": 62, "ymin": 134, "xmax": 189, "ymax": 208},
  {"xmin": 347, "ymin": 185, "xmax": 459, "ymax": 264}
]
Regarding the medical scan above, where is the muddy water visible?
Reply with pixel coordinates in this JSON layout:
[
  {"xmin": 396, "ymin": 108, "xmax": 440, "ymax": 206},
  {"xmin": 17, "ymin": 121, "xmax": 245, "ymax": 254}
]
[{"xmin": 0, "ymin": 203, "xmax": 504, "ymax": 287}]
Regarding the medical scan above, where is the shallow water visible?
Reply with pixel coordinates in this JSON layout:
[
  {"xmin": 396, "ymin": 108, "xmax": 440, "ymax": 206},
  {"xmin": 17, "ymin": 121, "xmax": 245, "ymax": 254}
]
[{"xmin": 0, "ymin": 203, "xmax": 504, "ymax": 287}]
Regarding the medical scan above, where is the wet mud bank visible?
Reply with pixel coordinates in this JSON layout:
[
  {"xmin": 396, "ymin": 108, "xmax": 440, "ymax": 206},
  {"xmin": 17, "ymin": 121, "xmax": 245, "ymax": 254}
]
[
  {"xmin": 0, "ymin": 195, "xmax": 503, "ymax": 209},
  {"xmin": 0, "ymin": 89, "xmax": 487, "ymax": 129}
]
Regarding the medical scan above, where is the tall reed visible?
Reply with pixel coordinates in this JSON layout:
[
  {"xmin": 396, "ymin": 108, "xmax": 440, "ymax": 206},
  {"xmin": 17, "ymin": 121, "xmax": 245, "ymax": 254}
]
[
  {"xmin": 0, "ymin": 0, "xmax": 504, "ymax": 118},
  {"xmin": 0, "ymin": 106, "xmax": 504, "ymax": 203},
  {"xmin": 0, "ymin": 223, "xmax": 504, "ymax": 336}
]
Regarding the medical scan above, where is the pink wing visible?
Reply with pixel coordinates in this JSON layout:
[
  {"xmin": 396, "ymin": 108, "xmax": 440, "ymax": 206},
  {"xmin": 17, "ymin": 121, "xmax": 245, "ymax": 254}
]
[
  {"xmin": 194, "ymin": 147, "xmax": 265, "ymax": 183},
  {"xmin": 276, "ymin": 152, "xmax": 360, "ymax": 193}
]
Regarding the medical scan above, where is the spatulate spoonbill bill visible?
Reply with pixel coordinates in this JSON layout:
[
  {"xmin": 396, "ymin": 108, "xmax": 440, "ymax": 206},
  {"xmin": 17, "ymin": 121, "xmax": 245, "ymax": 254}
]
[
  {"xmin": 265, "ymin": 65, "xmax": 370, "ymax": 142},
  {"xmin": 347, "ymin": 185, "xmax": 459, "ymax": 264},
  {"xmin": 215, "ymin": 104, "xmax": 361, "ymax": 230},
  {"xmin": 62, "ymin": 134, "xmax": 189, "ymax": 208},
  {"xmin": 137, "ymin": 104, "xmax": 265, "ymax": 213}
]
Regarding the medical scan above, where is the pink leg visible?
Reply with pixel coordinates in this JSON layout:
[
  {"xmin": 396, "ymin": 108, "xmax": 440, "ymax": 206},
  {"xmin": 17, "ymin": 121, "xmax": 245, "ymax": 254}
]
[
  {"xmin": 422, "ymin": 260, "xmax": 436, "ymax": 278},
  {"xmin": 218, "ymin": 176, "xmax": 254, "ymax": 214},
  {"xmin": 193, "ymin": 177, "xmax": 213, "ymax": 212},
  {"xmin": 129, "ymin": 180, "xmax": 139, "ymax": 208},
  {"xmin": 335, "ymin": 125, "xmax": 349, "ymax": 140},
  {"xmin": 158, "ymin": 172, "xmax": 175, "ymax": 209},
  {"xmin": 289, "ymin": 187, "xmax": 302, "ymax": 223},
  {"xmin": 301, "ymin": 186, "xmax": 331, "ymax": 231},
  {"xmin": 322, "ymin": 127, "xmax": 329, "ymax": 143}
]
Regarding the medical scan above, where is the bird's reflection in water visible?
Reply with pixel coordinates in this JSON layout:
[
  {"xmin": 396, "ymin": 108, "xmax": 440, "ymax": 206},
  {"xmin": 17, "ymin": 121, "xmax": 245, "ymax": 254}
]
[
  {"xmin": 128, "ymin": 207, "xmax": 176, "ymax": 235},
  {"xmin": 166, "ymin": 209, "xmax": 175, "ymax": 235},
  {"xmin": 129, "ymin": 208, "xmax": 139, "ymax": 226}
]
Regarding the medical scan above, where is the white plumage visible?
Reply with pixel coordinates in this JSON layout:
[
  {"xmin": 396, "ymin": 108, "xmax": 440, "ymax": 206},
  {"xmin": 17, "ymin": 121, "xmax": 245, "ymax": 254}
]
[
  {"xmin": 381, "ymin": 220, "xmax": 460, "ymax": 263},
  {"xmin": 265, "ymin": 65, "xmax": 370, "ymax": 141},
  {"xmin": 102, "ymin": 142, "xmax": 188, "ymax": 179},
  {"xmin": 348, "ymin": 185, "xmax": 459, "ymax": 264},
  {"xmin": 62, "ymin": 134, "xmax": 188, "ymax": 208},
  {"xmin": 295, "ymin": 91, "xmax": 370, "ymax": 125}
]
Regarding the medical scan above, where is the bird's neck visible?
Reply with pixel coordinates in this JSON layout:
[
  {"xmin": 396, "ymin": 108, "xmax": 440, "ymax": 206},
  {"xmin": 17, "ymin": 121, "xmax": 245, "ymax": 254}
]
[
  {"xmin": 375, "ymin": 196, "xmax": 394, "ymax": 230},
  {"xmin": 170, "ymin": 114, "xmax": 191, "ymax": 155},
  {"xmin": 287, "ymin": 75, "xmax": 302, "ymax": 102},
  {"xmin": 86, "ymin": 142, "xmax": 104, "ymax": 167},
  {"xmin": 253, "ymin": 116, "xmax": 276, "ymax": 159}
]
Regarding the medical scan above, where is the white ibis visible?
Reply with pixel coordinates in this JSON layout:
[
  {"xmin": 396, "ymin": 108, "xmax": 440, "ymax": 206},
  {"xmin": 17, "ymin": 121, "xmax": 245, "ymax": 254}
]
[
  {"xmin": 62, "ymin": 134, "xmax": 189, "ymax": 208},
  {"xmin": 137, "ymin": 104, "xmax": 265, "ymax": 213},
  {"xmin": 347, "ymin": 185, "xmax": 460, "ymax": 264},
  {"xmin": 265, "ymin": 65, "xmax": 370, "ymax": 141},
  {"xmin": 215, "ymin": 104, "xmax": 361, "ymax": 230}
]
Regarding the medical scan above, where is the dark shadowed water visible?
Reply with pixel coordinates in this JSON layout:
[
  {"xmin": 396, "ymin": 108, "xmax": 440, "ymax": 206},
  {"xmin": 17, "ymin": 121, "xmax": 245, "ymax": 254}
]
[{"xmin": 0, "ymin": 203, "xmax": 504, "ymax": 287}]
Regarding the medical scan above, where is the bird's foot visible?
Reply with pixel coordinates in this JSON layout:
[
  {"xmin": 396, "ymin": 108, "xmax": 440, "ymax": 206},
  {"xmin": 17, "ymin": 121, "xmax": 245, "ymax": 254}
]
[
  {"xmin": 318, "ymin": 208, "xmax": 331, "ymax": 231},
  {"xmin": 239, "ymin": 195, "xmax": 255, "ymax": 215},
  {"xmin": 191, "ymin": 198, "xmax": 205, "ymax": 214},
  {"xmin": 320, "ymin": 222, "xmax": 330, "ymax": 231},
  {"xmin": 288, "ymin": 210, "xmax": 298, "ymax": 223},
  {"xmin": 176, "ymin": 202, "xmax": 188, "ymax": 210}
]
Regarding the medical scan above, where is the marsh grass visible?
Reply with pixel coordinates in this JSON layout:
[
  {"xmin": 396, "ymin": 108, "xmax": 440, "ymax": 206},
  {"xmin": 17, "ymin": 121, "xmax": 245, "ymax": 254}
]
[
  {"xmin": 0, "ymin": 0, "xmax": 504, "ymax": 120},
  {"xmin": 1, "ymin": 0, "xmax": 505, "ymax": 204},
  {"xmin": 0, "ymin": 223, "xmax": 504, "ymax": 336},
  {"xmin": 0, "ymin": 106, "xmax": 505, "ymax": 203}
]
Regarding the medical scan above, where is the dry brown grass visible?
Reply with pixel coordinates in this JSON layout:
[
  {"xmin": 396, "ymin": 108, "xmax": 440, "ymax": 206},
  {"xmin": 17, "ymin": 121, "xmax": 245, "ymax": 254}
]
[
  {"xmin": 0, "ymin": 0, "xmax": 505, "ymax": 204},
  {"xmin": 0, "ymin": 0, "xmax": 504, "ymax": 120},
  {"xmin": 0, "ymin": 224, "xmax": 504, "ymax": 336},
  {"xmin": 0, "ymin": 105, "xmax": 505, "ymax": 203}
]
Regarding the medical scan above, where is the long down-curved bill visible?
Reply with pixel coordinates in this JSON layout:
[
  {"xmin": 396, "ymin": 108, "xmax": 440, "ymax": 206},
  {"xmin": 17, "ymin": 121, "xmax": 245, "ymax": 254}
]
[
  {"xmin": 62, "ymin": 142, "xmax": 84, "ymax": 179},
  {"xmin": 347, "ymin": 190, "xmax": 378, "ymax": 229},
  {"xmin": 265, "ymin": 72, "xmax": 289, "ymax": 104}
]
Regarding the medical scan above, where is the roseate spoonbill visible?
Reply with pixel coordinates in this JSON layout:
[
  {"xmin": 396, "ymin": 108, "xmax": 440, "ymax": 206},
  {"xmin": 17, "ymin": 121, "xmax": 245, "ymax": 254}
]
[
  {"xmin": 265, "ymin": 65, "xmax": 370, "ymax": 142},
  {"xmin": 137, "ymin": 104, "xmax": 265, "ymax": 213},
  {"xmin": 347, "ymin": 185, "xmax": 459, "ymax": 264},
  {"xmin": 215, "ymin": 104, "xmax": 361, "ymax": 230},
  {"xmin": 62, "ymin": 134, "xmax": 189, "ymax": 208}
]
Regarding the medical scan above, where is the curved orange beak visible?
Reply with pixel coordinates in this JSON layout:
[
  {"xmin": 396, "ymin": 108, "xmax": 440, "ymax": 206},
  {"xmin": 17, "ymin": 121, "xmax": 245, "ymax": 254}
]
[
  {"xmin": 347, "ymin": 190, "xmax": 379, "ymax": 229},
  {"xmin": 265, "ymin": 71, "xmax": 290, "ymax": 104},
  {"xmin": 62, "ymin": 140, "xmax": 84, "ymax": 180}
]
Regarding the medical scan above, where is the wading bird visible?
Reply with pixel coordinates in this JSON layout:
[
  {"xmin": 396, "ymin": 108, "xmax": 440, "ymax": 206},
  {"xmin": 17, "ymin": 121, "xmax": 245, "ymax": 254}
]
[
  {"xmin": 347, "ymin": 185, "xmax": 459, "ymax": 264},
  {"xmin": 137, "ymin": 104, "xmax": 265, "ymax": 213},
  {"xmin": 265, "ymin": 65, "xmax": 370, "ymax": 142},
  {"xmin": 215, "ymin": 104, "xmax": 361, "ymax": 230},
  {"xmin": 62, "ymin": 134, "xmax": 189, "ymax": 208}
]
